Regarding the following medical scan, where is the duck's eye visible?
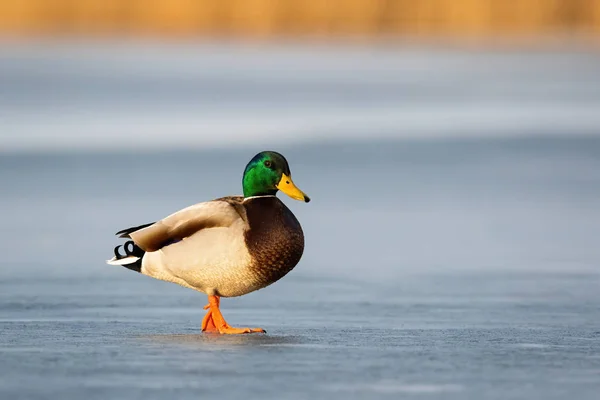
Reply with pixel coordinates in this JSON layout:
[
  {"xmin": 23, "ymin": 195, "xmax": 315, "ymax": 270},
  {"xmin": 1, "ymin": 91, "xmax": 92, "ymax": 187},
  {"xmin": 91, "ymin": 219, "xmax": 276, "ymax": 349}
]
[{"xmin": 264, "ymin": 160, "xmax": 272, "ymax": 168}]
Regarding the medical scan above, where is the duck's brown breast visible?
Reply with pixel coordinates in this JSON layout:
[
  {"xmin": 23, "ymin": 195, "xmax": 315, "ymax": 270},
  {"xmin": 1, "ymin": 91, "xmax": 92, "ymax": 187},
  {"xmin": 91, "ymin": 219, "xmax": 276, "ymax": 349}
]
[{"xmin": 242, "ymin": 196, "xmax": 304, "ymax": 286}]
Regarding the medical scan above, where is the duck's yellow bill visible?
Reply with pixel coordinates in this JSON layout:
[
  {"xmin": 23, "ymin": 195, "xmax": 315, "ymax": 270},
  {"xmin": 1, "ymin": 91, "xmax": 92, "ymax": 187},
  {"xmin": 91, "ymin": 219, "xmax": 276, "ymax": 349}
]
[{"xmin": 277, "ymin": 173, "xmax": 310, "ymax": 203}]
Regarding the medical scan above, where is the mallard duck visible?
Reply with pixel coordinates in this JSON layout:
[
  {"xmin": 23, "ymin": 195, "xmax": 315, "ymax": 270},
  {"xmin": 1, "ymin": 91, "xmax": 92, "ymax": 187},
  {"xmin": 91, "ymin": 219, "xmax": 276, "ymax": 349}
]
[{"xmin": 107, "ymin": 151, "xmax": 310, "ymax": 334}]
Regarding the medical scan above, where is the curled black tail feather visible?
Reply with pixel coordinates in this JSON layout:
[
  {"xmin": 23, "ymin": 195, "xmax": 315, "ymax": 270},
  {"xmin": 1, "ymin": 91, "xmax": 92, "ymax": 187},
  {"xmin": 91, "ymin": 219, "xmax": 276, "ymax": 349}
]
[
  {"xmin": 110, "ymin": 222, "xmax": 153, "ymax": 272},
  {"xmin": 112, "ymin": 240, "xmax": 145, "ymax": 273}
]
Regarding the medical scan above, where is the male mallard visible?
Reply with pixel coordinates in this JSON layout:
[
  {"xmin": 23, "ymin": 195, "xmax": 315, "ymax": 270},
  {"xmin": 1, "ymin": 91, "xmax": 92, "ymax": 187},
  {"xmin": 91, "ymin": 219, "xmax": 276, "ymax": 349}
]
[{"xmin": 107, "ymin": 151, "xmax": 310, "ymax": 334}]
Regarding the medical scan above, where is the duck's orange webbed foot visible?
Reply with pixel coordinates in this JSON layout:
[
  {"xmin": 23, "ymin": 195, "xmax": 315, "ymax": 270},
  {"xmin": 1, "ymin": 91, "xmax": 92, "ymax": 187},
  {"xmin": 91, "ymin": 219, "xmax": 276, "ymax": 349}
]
[{"xmin": 201, "ymin": 295, "xmax": 266, "ymax": 334}]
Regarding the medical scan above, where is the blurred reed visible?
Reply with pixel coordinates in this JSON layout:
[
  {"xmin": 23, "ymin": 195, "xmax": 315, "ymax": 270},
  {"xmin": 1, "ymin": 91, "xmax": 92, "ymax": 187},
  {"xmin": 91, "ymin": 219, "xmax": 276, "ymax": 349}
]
[{"xmin": 0, "ymin": 0, "xmax": 599, "ymax": 38}]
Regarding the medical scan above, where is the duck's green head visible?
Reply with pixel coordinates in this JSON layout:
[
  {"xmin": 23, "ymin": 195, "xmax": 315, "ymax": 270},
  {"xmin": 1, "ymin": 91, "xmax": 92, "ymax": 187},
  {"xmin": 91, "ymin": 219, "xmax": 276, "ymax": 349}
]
[{"xmin": 242, "ymin": 151, "xmax": 310, "ymax": 203}]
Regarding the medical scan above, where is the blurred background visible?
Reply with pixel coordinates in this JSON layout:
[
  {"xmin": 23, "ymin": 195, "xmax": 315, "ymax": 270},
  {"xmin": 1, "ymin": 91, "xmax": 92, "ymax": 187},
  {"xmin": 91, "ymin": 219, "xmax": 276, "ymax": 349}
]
[
  {"xmin": 2, "ymin": 0, "xmax": 600, "ymax": 38},
  {"xmin": 2, "ymin": 0, "xmax": 600, "ymax": 151},
  {"xmin": 1, "ymin": 2, "xmax": 600, "ymax": 400}
]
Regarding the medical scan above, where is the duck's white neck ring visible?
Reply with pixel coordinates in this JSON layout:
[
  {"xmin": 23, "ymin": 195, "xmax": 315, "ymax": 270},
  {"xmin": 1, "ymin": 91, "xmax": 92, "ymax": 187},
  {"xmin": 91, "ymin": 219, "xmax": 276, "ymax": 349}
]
[{"xmin": 243, "ymin": 195, "xmax": 276, "ymax": 202}]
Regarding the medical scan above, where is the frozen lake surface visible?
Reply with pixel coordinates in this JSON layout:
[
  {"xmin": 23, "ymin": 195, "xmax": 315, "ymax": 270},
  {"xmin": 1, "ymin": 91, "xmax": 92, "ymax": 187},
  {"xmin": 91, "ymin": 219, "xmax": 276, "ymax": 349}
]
[
  {"xmin": 1, "ymin": 43, "xmax": 600, "ymax": 399},
  {"xmin": 2, "ymin": 138, "xmax": 600, "ymax": 399}
]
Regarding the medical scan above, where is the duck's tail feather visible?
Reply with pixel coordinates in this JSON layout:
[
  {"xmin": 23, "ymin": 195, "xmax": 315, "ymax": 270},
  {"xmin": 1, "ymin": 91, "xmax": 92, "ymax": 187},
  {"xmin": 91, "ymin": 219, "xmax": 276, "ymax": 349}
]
[
  {"xmin": 116, "ymin": 222, "xmax": 154, "ymax": 238},
  {"xmin": 106, "ymin": 240, "xmax": 145, "ymax": 272},
  {"xmin": 108, "ymin": 222, "xmax": 154, "ymax": 272}
]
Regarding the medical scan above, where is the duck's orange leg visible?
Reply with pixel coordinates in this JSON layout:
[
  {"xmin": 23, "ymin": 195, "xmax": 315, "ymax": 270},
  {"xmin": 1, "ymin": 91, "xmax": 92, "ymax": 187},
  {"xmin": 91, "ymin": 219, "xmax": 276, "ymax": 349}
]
[
  {"xmin": 201, "ymin": 298, "xmax": 219, "ymax": 333},
  {"xmin": 201, "ymin": 295, "xmax": 265, "ymax": 334}
]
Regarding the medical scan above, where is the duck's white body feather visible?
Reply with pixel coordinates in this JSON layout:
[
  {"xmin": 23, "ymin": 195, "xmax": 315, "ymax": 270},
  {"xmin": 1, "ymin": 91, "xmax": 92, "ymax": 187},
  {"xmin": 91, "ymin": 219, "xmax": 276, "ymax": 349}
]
[{"xmin": 125, "ymin": 199, "xmax": 263, "ymax": 297}]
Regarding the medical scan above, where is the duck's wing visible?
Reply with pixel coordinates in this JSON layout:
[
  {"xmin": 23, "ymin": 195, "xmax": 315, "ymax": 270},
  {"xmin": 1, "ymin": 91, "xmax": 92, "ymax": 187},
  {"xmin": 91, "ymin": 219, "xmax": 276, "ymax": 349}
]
[{"xmin": 128, "ymin": 197, "xmax": 246, "ymax": 252}]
